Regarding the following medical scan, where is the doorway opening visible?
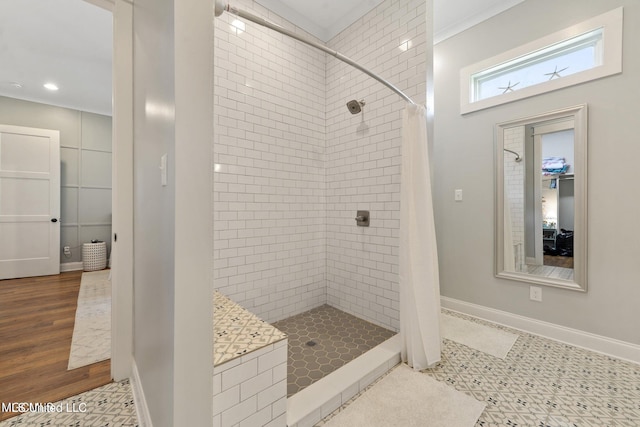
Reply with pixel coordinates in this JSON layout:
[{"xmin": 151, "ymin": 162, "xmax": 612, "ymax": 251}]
[{"xmin": 0, "ymin": 0, "xmax": 125, "ymax": 420}]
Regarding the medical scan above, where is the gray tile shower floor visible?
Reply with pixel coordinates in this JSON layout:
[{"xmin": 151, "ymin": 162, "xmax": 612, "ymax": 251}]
[{"xmin": 272, "ymin": 304, "xmax": 396, "ymax": 396}]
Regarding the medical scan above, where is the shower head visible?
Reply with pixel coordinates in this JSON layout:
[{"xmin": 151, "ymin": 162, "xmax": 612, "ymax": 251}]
[{"xmin": 346, "ymin": 99, "xmax": 365, "ymax": 114}]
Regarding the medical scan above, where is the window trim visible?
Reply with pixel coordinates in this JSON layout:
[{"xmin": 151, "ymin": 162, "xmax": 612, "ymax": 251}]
[{"xmin": 460, "ymin": 7, "xmax": 622, "ymax": 115}]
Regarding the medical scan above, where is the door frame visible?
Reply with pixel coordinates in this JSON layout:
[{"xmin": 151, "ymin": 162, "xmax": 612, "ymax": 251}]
[
  {"xmin": 111, "ymin": 0, "xmax": 134, "ymax": 381},
  {"xmin": 85, "ymin": 0, "xmax": 134, "ymax": 381}
]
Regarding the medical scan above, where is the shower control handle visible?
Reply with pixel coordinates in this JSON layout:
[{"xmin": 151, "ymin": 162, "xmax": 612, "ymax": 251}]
[{"xmin": 354, "ymin": 210, "xmax": 370, "ymax": 226}]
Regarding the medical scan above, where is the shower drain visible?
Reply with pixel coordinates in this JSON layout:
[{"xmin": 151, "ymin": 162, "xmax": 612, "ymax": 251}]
[{"xmin": 305, "ymin": 340, "xmax": 317, "ymax": 347}]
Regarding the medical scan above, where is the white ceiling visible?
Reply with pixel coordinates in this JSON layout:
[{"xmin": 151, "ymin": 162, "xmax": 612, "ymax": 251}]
[
  {"xmin": 0, "ymin": 0, "xmax": 112, "ymax": 116},
  {"xmin": 255, "ymin": 0, "xmax": 386, "ymax": 42},
  {"xmin": 258, "ymin": 0, "xmax": 524, "ymax": 43},
  {"xmin": 0, "ymin": 0, "xmax": 523, "ymax": 116}
]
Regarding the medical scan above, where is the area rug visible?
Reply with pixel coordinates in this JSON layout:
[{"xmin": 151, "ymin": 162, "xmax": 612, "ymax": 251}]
[
  {"xmin": 322, "ymin": 364, "xmax": 486, "ymax": 427},
  {"xmin": 441, "ymin": 313, "xmax": 518, "ymax": 359},
  {"xmin": 67, "ymin": 270, "xmax": 111, "ymax": 370}
]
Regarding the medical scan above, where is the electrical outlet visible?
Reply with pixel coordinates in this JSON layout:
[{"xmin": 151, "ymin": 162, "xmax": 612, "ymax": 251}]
[
  {"xmin": 454, "ymin": 189, "xmax": 463, "ymax": 201},
  {"xmin": 63, "ymin": 246, "xmax": 71, "ymax": 255},
  {"xmin": 530, "ymin": 286, "xmax": 542, "ymax": 302}
]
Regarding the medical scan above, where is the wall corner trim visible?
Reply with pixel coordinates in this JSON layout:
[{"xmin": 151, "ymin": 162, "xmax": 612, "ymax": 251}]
[
  {"xmin": 130, "ymin": 359, "xmax": 152, "ymax": 427},
  {"xmin": 441, "ymin": 296, "xmax": 640, "ymax": 365}
]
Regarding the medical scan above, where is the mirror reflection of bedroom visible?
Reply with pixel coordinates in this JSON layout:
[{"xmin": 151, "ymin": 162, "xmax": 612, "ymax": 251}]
[
  {"xmin": 500, "ymin": 106, "xmax": 587, "ymax": 288},
  {"xmin": 528, "ymin": 122, "xmax": 575, "ymax": 280}
]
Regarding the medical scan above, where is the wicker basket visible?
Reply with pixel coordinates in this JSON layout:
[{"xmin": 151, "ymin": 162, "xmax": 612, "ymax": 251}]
[{"xmin": 82, "ymin": 242, "xmax": 107, "ymax": 271}]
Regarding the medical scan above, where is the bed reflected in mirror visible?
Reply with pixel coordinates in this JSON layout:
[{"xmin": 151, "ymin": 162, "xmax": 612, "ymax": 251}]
[{"xmin": 496, "ymin": 105, "xmax": 587, "ymax": 291}]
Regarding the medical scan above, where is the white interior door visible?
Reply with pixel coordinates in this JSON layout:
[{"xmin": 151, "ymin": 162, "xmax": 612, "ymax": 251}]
[{"xmin": 0, "ymin": 124, "xmax": 60, "ymax": 280}]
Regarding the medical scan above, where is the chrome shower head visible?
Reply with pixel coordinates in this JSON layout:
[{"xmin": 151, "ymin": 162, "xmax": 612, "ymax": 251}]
[{"xmin": 346, "ymin": 99, "xmax": 365, "ymax": 114}]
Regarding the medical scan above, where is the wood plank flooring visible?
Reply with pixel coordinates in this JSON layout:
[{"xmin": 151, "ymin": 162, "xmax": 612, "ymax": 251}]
[
  {"xmin": 0, "ymin": 271, "xmax": 111, "ymax": 421},
  {"xmin": 544, "ymin": 254, "xmax": 574, "ymax": 268}
]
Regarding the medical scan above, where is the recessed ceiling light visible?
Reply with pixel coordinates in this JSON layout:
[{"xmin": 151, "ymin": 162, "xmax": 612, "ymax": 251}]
[{"xmin": 44, "ymin": 82, "xmax": 59, "ymax": 91}]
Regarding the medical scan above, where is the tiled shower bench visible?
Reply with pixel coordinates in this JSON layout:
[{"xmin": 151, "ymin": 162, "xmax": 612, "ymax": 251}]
[{"xmin": 213, "ymin": 291, "xmax": 288, "ymax": 427}]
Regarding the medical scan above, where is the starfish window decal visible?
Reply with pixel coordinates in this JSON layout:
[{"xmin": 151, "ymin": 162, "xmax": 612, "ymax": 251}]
[
  {"xmin": 544, "ymin": 65, "xmax": 569, "ymax": 80},
  {"xmin": 498, "ymin": 80, "xmax": 520, "ymax": 94}
]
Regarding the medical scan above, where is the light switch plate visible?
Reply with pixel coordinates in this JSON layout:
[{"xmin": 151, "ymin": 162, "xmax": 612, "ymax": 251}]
[
  {"xmin": 160, "ymin": 153, "xmax": 167, "ymax": 186},
  {"xmin": 454, "ymin": 189, "xmax": 463, "ymax": 201}
]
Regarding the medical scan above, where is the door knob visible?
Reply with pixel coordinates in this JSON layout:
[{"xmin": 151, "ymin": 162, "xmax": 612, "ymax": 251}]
[{"xmin": 51, "ymin": 218, "xmax": 58, "ymax": 223}]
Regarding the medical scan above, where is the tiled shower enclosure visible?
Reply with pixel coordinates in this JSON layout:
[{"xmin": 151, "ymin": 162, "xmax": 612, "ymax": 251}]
[
  {"xmin": 213, "ymin": 0, "xmax": 428, "ymax": 394},
  {"xmin": 213, "ymin": 0, "xmax": 427, "ymax": 327}
]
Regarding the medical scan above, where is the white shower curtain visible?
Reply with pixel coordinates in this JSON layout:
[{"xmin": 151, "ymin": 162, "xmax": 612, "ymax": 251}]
[{"xmin": 399, "ymin": 104, "xmax": 441, "ymax": 370}]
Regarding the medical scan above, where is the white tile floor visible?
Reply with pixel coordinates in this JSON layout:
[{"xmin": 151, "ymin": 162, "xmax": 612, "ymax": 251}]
[
  {"xmin": 527, "ymin": 264, "xmax": 574, "ymax": 281},
  {"xmin": 431, "ymin": 310, "xmax": 639, "ymax": 426},
  {"xmin": 319, "ymin": 310, "xmax": 640, "ymax": 426},
  {"xmin": 4, "ymin": 310, "xmax": 638, "ymax": 427},
  {"xmin": 0, "ymin": 380, "xmax": 138, "ymax": 427}
]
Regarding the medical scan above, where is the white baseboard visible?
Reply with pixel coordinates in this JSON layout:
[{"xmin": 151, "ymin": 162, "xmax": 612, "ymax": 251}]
[
  {"xmin": 131, "ymin": 359, "xmax": 153, "ymax": 427},
  {"xmin": 60, "ymin": 262, "xmax": 83, "ymax": 272},
  {"xmin": 441, "ymin": 296, "xmax": 640, "ymax": 365}
]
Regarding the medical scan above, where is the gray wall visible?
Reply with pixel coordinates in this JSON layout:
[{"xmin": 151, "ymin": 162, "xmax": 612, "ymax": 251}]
[
  {"xmin": 132, "ymin": 0, "xmax": 176, "ymax": 423},
  {"xmin": 0, "ymin": 95, "xmax": 112, "ymax": 265},
  {"xmin": 131, "ymin": 0, "xmax": 214, "ymax": 424},
  {"xmin": 434, "ymin": 0, "xmax": 640, "ymax": 345}
]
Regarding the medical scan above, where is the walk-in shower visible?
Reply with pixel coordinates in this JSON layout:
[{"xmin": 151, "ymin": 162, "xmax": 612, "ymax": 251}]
[{"xmin": 213, "ymin": 0, "xmax": 434, "ymax": 425}]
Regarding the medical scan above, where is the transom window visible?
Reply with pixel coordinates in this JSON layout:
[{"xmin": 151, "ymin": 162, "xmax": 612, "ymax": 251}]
[{"xmin": 460, "ymin": 8, "xmax": 622, "ymax": 114}]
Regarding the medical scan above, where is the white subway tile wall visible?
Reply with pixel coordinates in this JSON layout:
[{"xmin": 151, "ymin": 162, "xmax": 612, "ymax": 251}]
[
  {"xmin": 504, "ymin": 126, "xmax": 525, "ymax": 271},
  {"xmin": 213, "ymin": 340, "xmax": 288, "ymax": 427},
  {"xmin": 214, "ymin": 0, "xmax": 327, "ymax": 322},
  {"xmin": 326, "ymin": 0, "xmax": 427, "ymax": 331},
  {"xmin": 214, "ymin": 0, "xmax": 427, "ymax": 331}
]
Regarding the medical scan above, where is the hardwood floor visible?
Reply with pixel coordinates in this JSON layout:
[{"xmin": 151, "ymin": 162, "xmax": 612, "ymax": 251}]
[
  {"xmin": 0, "ymin": 271, "xmax": 111, "ymax": 421},
  {"xmin": 544, "ymin": 254, "xmax": 574, "ymax": 268}
]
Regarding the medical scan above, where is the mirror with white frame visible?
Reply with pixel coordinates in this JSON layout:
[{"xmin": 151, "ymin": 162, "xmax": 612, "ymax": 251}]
[{"xmin": 496, "ymin": 105, "xmax": 587, "ymax": 291}]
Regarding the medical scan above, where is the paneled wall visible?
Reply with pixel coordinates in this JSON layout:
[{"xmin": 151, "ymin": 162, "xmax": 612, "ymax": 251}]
[
  {"xmin": 0, "ymin": 96, "xmax": 112, "ymax": 266},
  {"xmin": 61, "ymin": 112, "xmax": 112, "ymax": 264}
]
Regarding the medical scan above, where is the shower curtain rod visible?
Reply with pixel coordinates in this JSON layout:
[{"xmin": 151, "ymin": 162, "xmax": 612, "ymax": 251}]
[{"xmin": 214, "ymin": 1, "xmax": 417, "ymax": 105}]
